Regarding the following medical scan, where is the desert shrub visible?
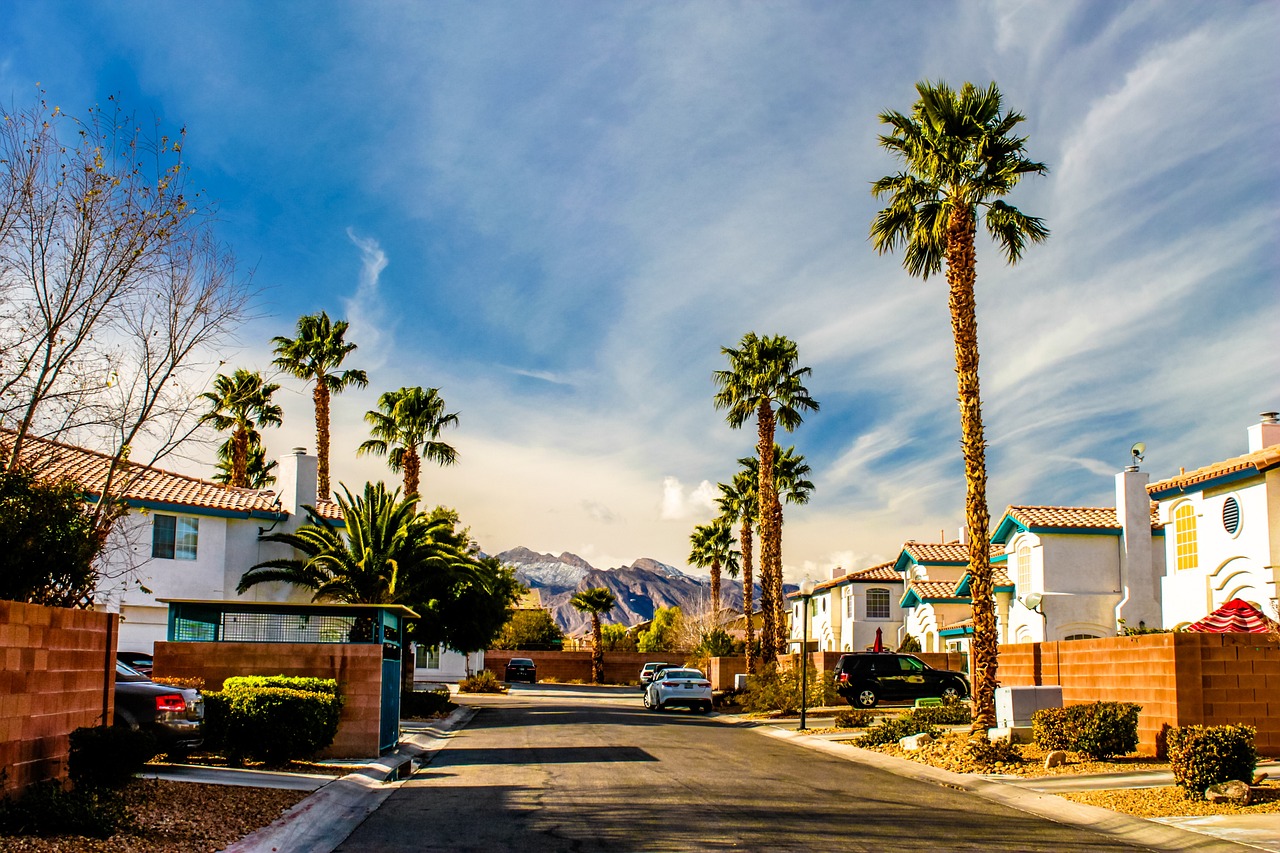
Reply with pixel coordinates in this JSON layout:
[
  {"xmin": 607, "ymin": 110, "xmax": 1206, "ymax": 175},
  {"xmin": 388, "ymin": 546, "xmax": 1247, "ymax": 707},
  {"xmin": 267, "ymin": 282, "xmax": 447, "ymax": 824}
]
[
  {"xmin": 149, "ymin": 676, "xmax": 205, "ymax": 691},
  {"xmin": 0, "ymin": 780, "xmax": 127, "ymax": 838},
  {"xmin": 402, "ymin": 686, "xmax": 454, "ymax": 718},
  {"xmin": 833, "ymin": 708, "xmax": 875, "ymax": 728},
  {"xmin": 959, "ymin": 735, "xmax": 1023, "ymax": 768},
  {"xmin": 223, "ymin": 675, "xmax": 339, "ymax": 695},
  {"xmin": 459, "ymin": 670, "xmax": 508, "ymax": 694},
  {"xmin": 204, "ymin": 685, "xmax": 342, "ymax": 764},
  {"xmin": 68, "ymin": 726, "xmax": 157, "ymax": 789},
  {"xmin": 855, "ymin": 713, "xmax": 938, "ymax": 748},
  {"xmin": 1031, "ymin": 702, "xmax": 1140, "ymax": 759},
  {"xmin": 912, "ymin": 700, "xmax": 972, "ymax": 726},
  {"xmin": 896, "ymin": 634, "xmax": 922, "ymax": 653},
  {"xmin": 740, "ymin": 665, "xmax": 837, "ymax": 714},
  {"xmin": 1167, "ymin": 724, "xmax": 1257, "ymax": 799}
]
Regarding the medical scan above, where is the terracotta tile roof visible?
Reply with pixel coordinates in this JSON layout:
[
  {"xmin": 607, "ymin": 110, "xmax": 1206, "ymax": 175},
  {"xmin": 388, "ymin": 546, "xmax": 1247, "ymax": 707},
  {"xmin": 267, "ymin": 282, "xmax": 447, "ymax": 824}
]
[
  {"xmin": 992, "ymin": 569, "xmax": 1013, "ymax": 588},
  {"xmin": 941, "ymin": 617, "xmax": 974, "ymax": 631},
  {"xmin": 1148, "ymin": 443, "xmax": 1280, "ymax": 496},
  {"xmin": 808, "ymin": 561, "xmax": 900, "ymax": 593},
  {"xmin": 906, "ymin": 580, "xmax": 963, "ymax": 600},
  {"xmin": 0, "ymin": 428, "xmax": 341, "ymax": 521},
  {"xmin": 1004, "ymin": 504, "xmax": 1160, "ymax": 532},
  {"xmin": 901, "ymin": 541, "xmax": 1002, "ymax": 564}
]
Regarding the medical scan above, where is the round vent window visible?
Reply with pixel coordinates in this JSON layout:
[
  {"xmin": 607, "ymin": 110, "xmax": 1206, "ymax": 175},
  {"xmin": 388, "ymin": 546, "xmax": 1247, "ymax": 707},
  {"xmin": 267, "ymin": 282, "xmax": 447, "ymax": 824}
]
[{"xmin": 1222, "ymin": 497, "xmax": 1241, "ymax": 535}]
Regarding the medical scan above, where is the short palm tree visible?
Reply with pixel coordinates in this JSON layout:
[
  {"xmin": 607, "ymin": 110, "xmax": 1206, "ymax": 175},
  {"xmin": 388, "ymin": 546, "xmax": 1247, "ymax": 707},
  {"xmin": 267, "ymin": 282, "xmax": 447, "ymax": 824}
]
[
  {"xmin": 570, "ymin": 587, "xmax": 617, "ymax": 684},
  {"xmin": 200, "ymin": 369, "xmax": 283, "ymax": 489},
  {"xmin": 213, "ymin": 436, "xmax": 277, "ymax": 489},
  {"xmin": 238, "ymin": 481, "xmax": 459, "ymax": 604},
  {"xmin": 870, "ymin": 79, "xmax": 1048, "ymax": 730},
  {"xmin": 741, "ymin": 445, "xmax": 814, "ymax": 642},
  {"xmin": 688, "ymin": 516, "xmax": 739, "ymax": 620},
  {"xmin": 713, "ymin": 333, "xmax": 818, "ymax": 659},
  {"xmin": 717, "ymin": 468, "xmax": 758, "ymax": 673},
  {"xmin": 272, "ymin": 311, "xmax": 368, "ymax": 499},
  {"xmin": 358, "ymin": 387, "xmax": 459, "ymax": 500}
]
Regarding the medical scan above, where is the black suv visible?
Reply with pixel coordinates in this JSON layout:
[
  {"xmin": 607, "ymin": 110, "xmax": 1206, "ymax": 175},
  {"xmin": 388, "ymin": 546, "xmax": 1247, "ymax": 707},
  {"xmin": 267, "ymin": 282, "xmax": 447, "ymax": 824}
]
[{"xmin": 833, "ymin": 653, "xmax": 969, "ymax": 708}]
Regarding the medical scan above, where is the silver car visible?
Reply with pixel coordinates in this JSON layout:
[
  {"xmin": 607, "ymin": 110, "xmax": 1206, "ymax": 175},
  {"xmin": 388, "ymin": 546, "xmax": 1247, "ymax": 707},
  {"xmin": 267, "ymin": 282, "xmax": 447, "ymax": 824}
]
[{"xmin": 643, "ymin": 667, "xmax": 712, "ymax": 713}]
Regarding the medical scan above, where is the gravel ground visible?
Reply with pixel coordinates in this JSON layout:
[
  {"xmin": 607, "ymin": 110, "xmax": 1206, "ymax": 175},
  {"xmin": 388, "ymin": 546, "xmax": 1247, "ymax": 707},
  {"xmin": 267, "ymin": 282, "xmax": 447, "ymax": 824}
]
[
  {"xmin": 0, "ymin": 780, "xmax": 306, "ymax": 852},
  {"xmin": 1061, "ymin": 782, "xmax": 1280, "ymax": 817},
  {"xmin": 854, "ymin": 734, "xmax": 1168, "ymax": 778}
]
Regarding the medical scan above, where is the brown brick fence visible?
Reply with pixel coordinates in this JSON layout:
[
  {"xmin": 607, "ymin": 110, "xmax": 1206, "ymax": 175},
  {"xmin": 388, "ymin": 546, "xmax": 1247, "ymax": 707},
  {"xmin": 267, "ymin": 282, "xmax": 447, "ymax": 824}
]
[
  {"xmin": 0, "ymin": 601, "xmax": 117, "ymax": 794},
  {"xmin": 999, "ymin": 633, "xmax": 1280, "ymax": 757},
  {"xmin": 483, "ymin": 650, "xmax": 694, "ymax": 685}
]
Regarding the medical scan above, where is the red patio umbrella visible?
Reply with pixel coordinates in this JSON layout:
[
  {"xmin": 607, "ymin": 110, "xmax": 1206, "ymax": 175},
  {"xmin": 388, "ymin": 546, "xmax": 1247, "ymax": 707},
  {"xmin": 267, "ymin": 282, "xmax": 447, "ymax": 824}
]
[
  {"xmin": 873, "ymin": 627, "xmax": 884, "ymax": 653},
  {"xmin": 1185, "ymin": 598, "xmax": 1278, "ymax": 634}
]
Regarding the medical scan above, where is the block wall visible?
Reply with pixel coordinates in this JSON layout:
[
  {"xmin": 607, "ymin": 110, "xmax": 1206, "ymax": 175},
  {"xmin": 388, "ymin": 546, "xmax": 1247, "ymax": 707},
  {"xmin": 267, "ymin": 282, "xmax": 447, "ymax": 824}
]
[
  {"xmin": 154, "ymin": 641, "xmax": 384, "ymax": 758},
  {"xmin": 998, "ymin": 632, "xmax": 1280, "ymax": 757},
  {"xmin": 0, "ymin": 601, "xmax": 117, "ymax": 794},
  {"xmin": 708, "ymin": 656, "xmax": 748, "ymax": 690},
  {"xmin": 483, "ymin": 651, "xmax": 690, "ymax": 684}
]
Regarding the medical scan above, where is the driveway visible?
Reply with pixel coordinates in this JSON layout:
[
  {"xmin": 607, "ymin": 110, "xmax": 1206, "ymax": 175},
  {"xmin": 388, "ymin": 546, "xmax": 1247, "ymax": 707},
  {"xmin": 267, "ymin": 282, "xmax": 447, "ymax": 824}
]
[{"xmin": 336, "ymin": 684, "xmax": 1165, "ymax": 852}]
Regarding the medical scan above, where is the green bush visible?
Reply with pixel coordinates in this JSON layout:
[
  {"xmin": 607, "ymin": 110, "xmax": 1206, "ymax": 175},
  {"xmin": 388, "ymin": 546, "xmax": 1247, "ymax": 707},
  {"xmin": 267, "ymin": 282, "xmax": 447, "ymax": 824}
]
[
  {"xmin": 458, "ymin": 670, "xmax": 508, "ymax": 694},
  {"xmin": 1167, "ymin": 725, "xmax": 1257, "ymax": 799},
  {"xmin": 68, "ymin": 726, "xmax": 157, "ymax": 789},
  {"xmin": 222, "ymin": 675, "xmax": 339, "ymax": 695},
  {"xmin": 855, "ymin": 712, "xmax": 939, "ymax": 748},
  {"xmin": 912, "ymin": 700, "xmax": 972, "ymax": 726},
  {"xmin": 402, "ymin": 686, "xmax": 454, "ymax": 718},
  {"xmin": 740, "ymin": 665, "xmax": 838, "ymax": 714},
  {"xmin": 833, "ymin": 708, "xmax": 875, "ymax": 728},
  {"xmin": 203, "ymin": 684, "xmax": 343, "ymax": 765},
  {"xmin": 0, "ymin": 780, "xmax": 126, "ymax": 838},
  {"xmin": 1031, "ymin": 702, "xmax": 1140, "ymax": 759},
  {"xmin": 960, "ymin": 735, "xmax": 1023, "ymax": 767}
]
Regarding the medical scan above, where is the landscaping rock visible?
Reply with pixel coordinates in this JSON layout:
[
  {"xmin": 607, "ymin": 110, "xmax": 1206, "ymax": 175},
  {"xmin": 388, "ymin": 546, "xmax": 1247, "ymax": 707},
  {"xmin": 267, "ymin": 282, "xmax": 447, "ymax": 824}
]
[
  {"xmin": 899, "ymin": 732, "xmax": 933, "ymax": 751},
  {"xmin": 1043, "ymin": 750, "xmax": 1067, "ymax": 769},
  {"xmin": 1205, "ymin": 780, "xmax": 1251, "ymax": 806}
]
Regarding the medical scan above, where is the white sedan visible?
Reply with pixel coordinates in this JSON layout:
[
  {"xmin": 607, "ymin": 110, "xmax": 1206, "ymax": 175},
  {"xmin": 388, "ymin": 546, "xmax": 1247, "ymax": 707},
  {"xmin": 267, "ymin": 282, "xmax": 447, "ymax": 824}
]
[{"xmin": 643, "ymin": 668, "xmax": 713, "ymax": 713}]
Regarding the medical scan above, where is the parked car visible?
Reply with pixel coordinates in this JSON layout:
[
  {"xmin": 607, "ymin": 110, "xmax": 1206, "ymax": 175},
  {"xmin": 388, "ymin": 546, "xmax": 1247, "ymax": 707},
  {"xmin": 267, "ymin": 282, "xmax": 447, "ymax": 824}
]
[
  {"xmin": 833, "ymin": 652, "xmax": 969, "ymax": 708},
  {"xmin": 643, "ymin": 667, "xmax": 713, "ymax": 713},
  {"xmin": 113, "ymin": 661, "xmax": 204, "ymax": 756},
  {"xmin": 638, "ymin": 662, "xmax": 671, "ymax": 686},
  {"xmin": 116, "ymin": 651, "xmax": 154, "ymax": 677},
  {"xmin": 504, "ymin": 657, "xmax": 537, "ymax": 683}
]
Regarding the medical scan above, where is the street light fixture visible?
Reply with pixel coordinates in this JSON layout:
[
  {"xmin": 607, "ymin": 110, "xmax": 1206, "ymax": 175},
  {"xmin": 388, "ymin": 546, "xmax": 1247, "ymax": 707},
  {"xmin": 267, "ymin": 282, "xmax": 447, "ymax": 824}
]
[{"xmin": 798, "ymin": 578, "xmax": 815, "ymax": 732}]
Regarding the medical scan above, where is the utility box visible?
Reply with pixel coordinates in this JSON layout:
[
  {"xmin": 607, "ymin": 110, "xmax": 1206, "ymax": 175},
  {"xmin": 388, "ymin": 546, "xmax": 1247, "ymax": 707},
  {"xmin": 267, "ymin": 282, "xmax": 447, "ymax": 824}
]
[{"xmin": 995, "ymin": 685, "xmax": 1063, "ymax": 728}]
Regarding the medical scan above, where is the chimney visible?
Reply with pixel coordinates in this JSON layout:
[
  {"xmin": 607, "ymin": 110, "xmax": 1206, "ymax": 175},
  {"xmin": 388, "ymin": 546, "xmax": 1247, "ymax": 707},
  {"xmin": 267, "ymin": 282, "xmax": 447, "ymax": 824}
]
[
  {"xmin": 957, "ymin": 526, "xmax": 970, "ymax": 546},
  {"xmin": 830, "ymin": 566, "xmax": 847, "ymax": 580},
  {"xmin": 1115, "ymin": 467, "xmax": 1160, "ymax": 627},
  {"xmin": 274, "ymin": 447, "xmax": 318, "ymax": 516},
  {"xmin": 1248, "ymin": 412, "xmax": 1280, "ymax": 452}
]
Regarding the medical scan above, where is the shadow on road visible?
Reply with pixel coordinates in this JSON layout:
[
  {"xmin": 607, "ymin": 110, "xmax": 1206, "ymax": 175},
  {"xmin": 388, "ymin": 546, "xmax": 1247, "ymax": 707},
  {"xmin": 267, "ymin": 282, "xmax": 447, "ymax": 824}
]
[{"xmin": 428, "ymin": 745, "xmax": 656, "ymax": 766}]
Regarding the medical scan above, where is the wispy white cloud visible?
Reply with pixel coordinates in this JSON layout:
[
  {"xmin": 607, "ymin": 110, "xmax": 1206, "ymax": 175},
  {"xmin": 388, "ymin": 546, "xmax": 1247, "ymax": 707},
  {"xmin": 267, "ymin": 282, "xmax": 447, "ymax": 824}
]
[
  {"xmin": 342, "ymin": 229, "xmax": 392, "ymax": 372},
  {"xmin": 660, "ymin": 476, "xmax": 718, "ymax": 521}
]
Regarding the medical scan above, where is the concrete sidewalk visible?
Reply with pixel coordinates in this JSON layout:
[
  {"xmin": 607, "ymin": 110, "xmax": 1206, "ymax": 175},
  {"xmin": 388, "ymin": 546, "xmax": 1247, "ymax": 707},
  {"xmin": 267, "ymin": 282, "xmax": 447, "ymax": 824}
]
[
  {"xmin": 731, "ymin": 714, "xmax": 1280, "ymax": 853},
  {"xmin": 221, "ymin": 705, "xmax": 476, "ymax": 853}
]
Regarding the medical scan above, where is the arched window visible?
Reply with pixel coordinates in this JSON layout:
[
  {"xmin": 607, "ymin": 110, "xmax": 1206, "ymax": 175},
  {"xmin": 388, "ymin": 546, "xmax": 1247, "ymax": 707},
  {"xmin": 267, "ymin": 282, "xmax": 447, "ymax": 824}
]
[
  {"xmin": 1174, "ymin": 503, "xmax": 1198, "ymax": 570},
  {"xmin": 1016, "ymin": 544, "xmax": 1032, "ymax": 594},
  {"xmin": 866, "ymin": 588, "xmax": 891, "ymax": 620},
  {"xmin": 1063, "ymin": 633, "xmax": 1098, "ymax": 641}
]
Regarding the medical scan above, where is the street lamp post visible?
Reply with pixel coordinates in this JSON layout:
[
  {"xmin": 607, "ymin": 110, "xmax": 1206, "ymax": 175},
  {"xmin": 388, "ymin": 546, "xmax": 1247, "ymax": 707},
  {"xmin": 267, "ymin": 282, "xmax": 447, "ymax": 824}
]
[{"xmin": 798, "ymin": 578, "xmax": 815, "ymax": 731}]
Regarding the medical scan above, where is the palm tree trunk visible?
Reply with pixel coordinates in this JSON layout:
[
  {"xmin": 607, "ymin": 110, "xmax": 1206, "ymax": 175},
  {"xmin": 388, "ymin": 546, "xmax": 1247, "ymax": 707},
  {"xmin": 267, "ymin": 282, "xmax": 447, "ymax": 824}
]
[
  {"xmin": 756, "ymin": 403, "xmax": 780, "ymax": 663},
  {"xmin": 404, "ymin": 448, "xmax": 421, "ymax": 499},
  {"xmin": 232, "ymin": 427, "xmax": 249, "ymax": 488},
  {"xmin": 740, "ymin": 520, "xmax": 755, "ymax": 675},
  {"xmin": 315, "ymin": 382, "xmax": 331, "ymax": 499},
  {"xmin": 592, "ymin": 614, "xmax": 604, "ymax": 683},
  {"xmin": 710, "ymin": 556, "xmax": 721, "ymax": 620},
  {"xmin": 946, "ymin": 206, "xmax": 997, "ymax": 733}
]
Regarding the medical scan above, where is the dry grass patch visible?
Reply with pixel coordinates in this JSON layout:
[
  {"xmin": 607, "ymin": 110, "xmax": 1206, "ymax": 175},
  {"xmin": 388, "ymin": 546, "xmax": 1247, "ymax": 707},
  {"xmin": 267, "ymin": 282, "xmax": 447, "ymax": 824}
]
[{"xmin": 1061, "ymin": 782, "xmax": 1280, "ymax": 817}]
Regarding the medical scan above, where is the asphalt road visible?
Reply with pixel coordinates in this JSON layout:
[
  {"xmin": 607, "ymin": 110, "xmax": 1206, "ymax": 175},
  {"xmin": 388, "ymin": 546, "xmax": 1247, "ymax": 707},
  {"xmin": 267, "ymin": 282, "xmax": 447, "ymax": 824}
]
[{"xmin": 335, "ymin": 684, "xmax": 1163, "ymax": 853}]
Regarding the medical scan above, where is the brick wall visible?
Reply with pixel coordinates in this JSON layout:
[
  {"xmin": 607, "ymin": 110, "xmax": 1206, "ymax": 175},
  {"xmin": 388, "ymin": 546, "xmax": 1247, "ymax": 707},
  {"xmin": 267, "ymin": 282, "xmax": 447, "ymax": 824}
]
[
  {"xmin": 0, "ymin": 601, "xmax": 117, "ymax": 794},
  {"xmin": 154, "ymin": 641, "xmax": 384, "ymax": 758},
  {"xmin": 483, "ymin": 650, "xmax": 692, "ymax": 684},
  {"xmin": 708, "ymin": 656, "xmax": 748, "ymax": 690},
  {"xmin": 998, "ymin": 632, "xmax": 1280, "ymax": 757}
]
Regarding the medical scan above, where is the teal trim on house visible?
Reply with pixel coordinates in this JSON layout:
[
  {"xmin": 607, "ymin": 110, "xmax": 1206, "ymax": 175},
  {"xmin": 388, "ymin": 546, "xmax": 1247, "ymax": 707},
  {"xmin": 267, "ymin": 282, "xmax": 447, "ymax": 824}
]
[
  {"xmin": 991, "ymin": 515, "xmax": 1027, "ymax": 544},
  {"xmin": 1149, "ymin": 467, "xmax": 1261, "ymax": 500},
  {"xmin": 129, "ymin": 499, "xmax": 286, "ymax": 521},
  {"xmin": 955, "ymin": 573, "xmax": 1015, "ymax": 597},
  {"xmin": 939, "ymin": 625, "xmax": 974, "ymax": 638}
]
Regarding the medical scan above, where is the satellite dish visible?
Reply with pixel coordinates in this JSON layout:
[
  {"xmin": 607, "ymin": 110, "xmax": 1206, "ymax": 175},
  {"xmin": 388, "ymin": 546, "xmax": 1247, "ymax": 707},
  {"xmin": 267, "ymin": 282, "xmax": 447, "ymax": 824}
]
[
  {"xmin": 1021, "ymin": 592, "xmax": 1043, "ymax": 611},
  {"xmin": 1130, "ymin": 442, "xmax": 1146, "ymax": 465}
]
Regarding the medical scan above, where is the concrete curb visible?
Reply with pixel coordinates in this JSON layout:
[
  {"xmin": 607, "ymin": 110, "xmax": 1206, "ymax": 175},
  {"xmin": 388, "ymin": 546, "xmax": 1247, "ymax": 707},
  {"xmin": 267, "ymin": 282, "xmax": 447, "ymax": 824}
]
[
  {"xmin": 222, "ymin": 705, "xmax": 477, "ymax": 853},
  {"xmin": 723, "ymin": 716, "xmax": 1265, "ymax": 853}
]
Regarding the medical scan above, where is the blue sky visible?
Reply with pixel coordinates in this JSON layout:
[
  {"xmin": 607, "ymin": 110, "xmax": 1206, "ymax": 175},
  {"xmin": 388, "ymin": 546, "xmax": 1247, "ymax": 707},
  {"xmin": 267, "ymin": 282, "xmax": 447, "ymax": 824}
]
[{"xmin": 3, "ymin": 1, "xmax": 1276, "ymax": 580}]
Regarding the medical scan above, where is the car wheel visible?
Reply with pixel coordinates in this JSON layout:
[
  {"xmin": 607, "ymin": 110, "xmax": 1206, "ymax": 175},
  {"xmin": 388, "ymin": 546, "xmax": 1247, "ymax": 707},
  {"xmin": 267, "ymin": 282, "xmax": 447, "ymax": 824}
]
[
  {"xmin": 643, "ymin": 691, "xmax": 652, "ymax": 709},
  {"xmin": 854, "ymin": 688, "xmax": 878, "ymax": 709},
  {"xmin": 941, "ymin": 684, "xmax": 962, "ymax": 701},
  {"xmin": 701, "ymin": 702, "xmax": 713, "ymax": 714}
]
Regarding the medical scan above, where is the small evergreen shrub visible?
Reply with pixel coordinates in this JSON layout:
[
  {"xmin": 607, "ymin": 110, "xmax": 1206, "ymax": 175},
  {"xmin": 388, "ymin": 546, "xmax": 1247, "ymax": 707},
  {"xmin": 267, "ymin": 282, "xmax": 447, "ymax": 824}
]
[
  {"xmin": 402, "ymin": 686, "xmax": 454, "ymax": 718},
  {"xmin": 912, "ymin": 700, "xmax": 972, "ymax": 726},
  {"xmin": 150, "ymin": 676, "xmax": 205, "ymax": 691},
  {"xmin": 740, "ymin": 665, "xmax": 838, "ymax": 714},
  {"xmin": 1031, "ymin": 702, "xmax": 1140, "ymax": 759},
  {"xmin": 68, "ymin": 726, "xmax": 157, "ymax": 789},
  {"xmin": 0, "ymin": 780, "xmax": 126, "ymax": 838},
  {"xmin": 223, "ymin": 675, "xmax": 339, "ymax": 695},
  {"xmin": 459, "ymin": 670, "xmax": 508, "ymax": 694},
  {"xmin": 203, "ymin": 683, "xmax": 343, "ymax": 764},
  {"xmin": 833, "ymin": 708, "xmax": 875, "ymax": 728},
  {"xmin": 1167, "ymin": 724, "xmax": 1257, "ymax": 800},
  {"xmin": 855, "ymin": 712, "xmax": 938, "ymax": 748},
  {"xmin": 959, "ymin": 735, "xmax": 1022, "ymax": 768}
]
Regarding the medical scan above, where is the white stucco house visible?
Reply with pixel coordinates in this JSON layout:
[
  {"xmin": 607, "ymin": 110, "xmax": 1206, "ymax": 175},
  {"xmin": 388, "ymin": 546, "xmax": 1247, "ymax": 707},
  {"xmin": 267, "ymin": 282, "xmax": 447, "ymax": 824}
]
[
  {"xmin": 1147, "ymin": 413, "xmax": 1280, "ymax": 628},
  {"xmin": 2, "ymin": 430, "xmax": 478, "ymax": 681},
  {"xmin": 894, "ymin": 540, "xmax": 1012, "ymax": 654},
  {"xmin": 787, "ymin": 563, "xmax": 904, "ymax": 653}
]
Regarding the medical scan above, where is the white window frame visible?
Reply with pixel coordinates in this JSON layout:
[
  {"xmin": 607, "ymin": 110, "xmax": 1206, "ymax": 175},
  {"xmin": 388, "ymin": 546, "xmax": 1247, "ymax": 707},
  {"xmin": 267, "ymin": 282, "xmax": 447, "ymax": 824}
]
[{"xmin": 866, "ymin": 588, "xmax": 891, "ymax": 620}]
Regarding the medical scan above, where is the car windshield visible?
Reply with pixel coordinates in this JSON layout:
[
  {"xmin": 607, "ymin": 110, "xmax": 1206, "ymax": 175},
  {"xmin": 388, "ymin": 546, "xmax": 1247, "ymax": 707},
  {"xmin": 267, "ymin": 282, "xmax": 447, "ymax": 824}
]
[
  {"xmin": 509, "ymin": 659, "xmax": 534, "ymax": 667},
  {"xmin": 115, "ymin": 661, "xmax": 150, "ymax": 682},
  {"xmin": 661, "ymin": 670, "xmax": 703, "ymax": 680},
  {"xmin": 644, "ymin": 663, "xmax": 669, "ymax": 671}
]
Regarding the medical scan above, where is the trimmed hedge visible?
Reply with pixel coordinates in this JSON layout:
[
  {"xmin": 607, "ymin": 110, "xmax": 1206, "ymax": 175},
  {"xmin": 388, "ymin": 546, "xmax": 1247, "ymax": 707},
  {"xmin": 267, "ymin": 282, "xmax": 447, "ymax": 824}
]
[
  {"xmin": 223, "ymin": 675, "xmax": 339, "ymax": 695},
  {"xmin": 203, "ymin": 678, "xmax": 343, "ymax": 765},
  {"xmin": 1167, "ymin": 724, "xmax": 1257, "ymax": 799},
  {"xmin": 1031, "ymin": 701, "xmax": 1140, "ymax": 759},
  {"xmin": 402, "ymin": 686, "xmax": 454, "ymax": 718},
  {"xmin": 68, "ymin": 726, "xmax": 157, "ymax": 789}
]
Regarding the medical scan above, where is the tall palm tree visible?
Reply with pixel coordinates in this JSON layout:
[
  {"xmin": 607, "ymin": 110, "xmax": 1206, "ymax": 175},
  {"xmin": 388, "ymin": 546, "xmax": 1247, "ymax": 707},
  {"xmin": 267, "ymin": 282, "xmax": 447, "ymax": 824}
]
[
  {"xmin": 741, "ymin": 445, "xmax": 814, "ymax": 644},
  {"xmin": 238, "ymin": 481, "xmax": 463, "ymax": 604},
  {"xmin": 717, "ymin": 469, "xmax": 759, "ymax": 673},
  {"xmin": 272, "ymin": 312, "xmax": 368, "ymax": 499},
  {"xmin": 870, "ymin": 80, "xmax": 1048, "ymax": 730},
  {"xmin": 688, "ymin": 516, "xmax": 739, "ymax": 621},
  {"xmin": 213, "ymin": 436, "xmax": 277, "ymax": 489},
  {"xmin": 358, "ymin": 386, "xmax": 459, "ymax": 499},
  {"xmin": 713, "ymin": 333, "xmax": 818, "ymax": 660},
  {"xmin": 570, "ymin": 587, "xmax": 617, "ymax": 684},
  {"xmin": 199, "ymin": 369, "xmax": 283, "ymax": 489}
]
